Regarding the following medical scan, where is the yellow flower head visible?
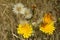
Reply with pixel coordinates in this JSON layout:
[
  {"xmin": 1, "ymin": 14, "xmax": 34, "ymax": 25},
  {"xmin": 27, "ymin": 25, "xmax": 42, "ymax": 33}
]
[
  {"xmin": 17, "ymin": 23, "xmax": 33, "ymax": 38},
  {"xmin": 39, "ymin": 13, "xmax": 56, "ymax": 35},
  {"xmin": 43, "ymin": 13, "xmax": 53, "ymax": 23},
  {"xmin": 39, "ymin": 21, "xmax": 55, "ymax": 35}
]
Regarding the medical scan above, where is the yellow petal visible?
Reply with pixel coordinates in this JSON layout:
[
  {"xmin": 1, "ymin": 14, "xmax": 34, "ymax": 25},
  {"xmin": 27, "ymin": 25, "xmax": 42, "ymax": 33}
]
[{"xmin": 39, "ymin": 21, "xmax": 55, "ymax": 35}]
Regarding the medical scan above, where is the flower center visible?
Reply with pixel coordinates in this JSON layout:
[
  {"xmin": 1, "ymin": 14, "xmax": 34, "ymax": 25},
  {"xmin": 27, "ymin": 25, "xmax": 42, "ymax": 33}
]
[{"xmin": 16, "ymin": 7, "xmax": 21, "ymax": 11}]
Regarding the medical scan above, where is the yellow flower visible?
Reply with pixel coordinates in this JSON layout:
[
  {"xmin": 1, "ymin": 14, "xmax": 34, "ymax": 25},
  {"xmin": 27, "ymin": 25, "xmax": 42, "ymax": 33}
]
[
  {"xmin": 17, "ymin": 23, "xmax": 33, "ymax": 38},
  {"xmin": 39, "ymin": 21, "xmax": 55, "ymax": 35}
]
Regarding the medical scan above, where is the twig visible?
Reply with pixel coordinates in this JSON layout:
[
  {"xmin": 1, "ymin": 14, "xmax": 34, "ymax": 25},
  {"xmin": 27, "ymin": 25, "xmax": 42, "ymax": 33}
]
[{"xmin": 12, "ymin": 33, "xmax": 19, "ymax": 38}]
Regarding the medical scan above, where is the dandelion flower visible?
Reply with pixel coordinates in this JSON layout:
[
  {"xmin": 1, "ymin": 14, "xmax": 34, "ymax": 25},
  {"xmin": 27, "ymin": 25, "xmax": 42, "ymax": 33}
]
[
  {"xmin": 13, "ymin": 3, "xmax": 26, "ymax": 14},
  {"xmin": 39, "ymin": 21, "xmax": 55, "ymax": 35},
  {"xmin": 17, "ymin": 22, "xmax": 33, "ymax": 38},
  {"xmin": 24, "ymin": 8, "xmax": 32, "ymax": 19},
  {"xmin": 39, "ymin": 13, "xmax": 56, "ymax": 35}
]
